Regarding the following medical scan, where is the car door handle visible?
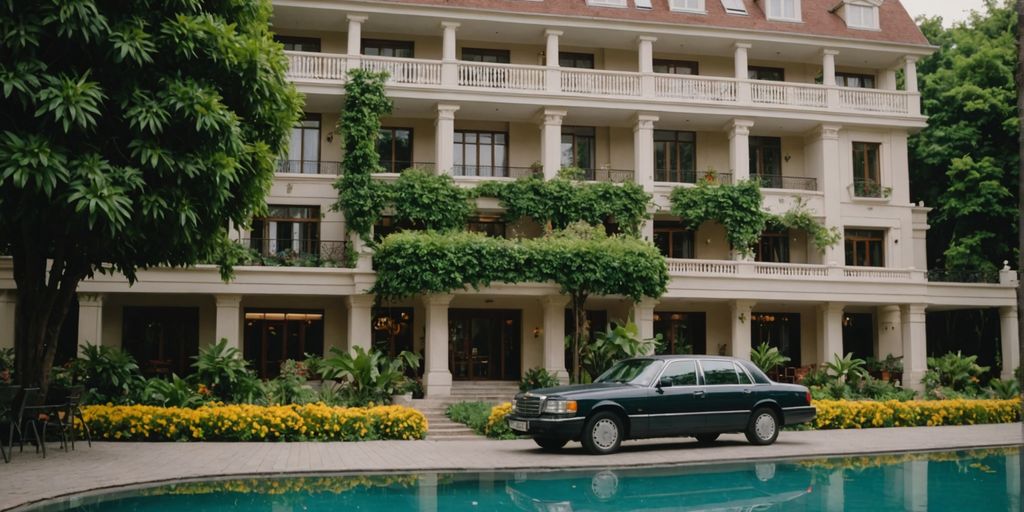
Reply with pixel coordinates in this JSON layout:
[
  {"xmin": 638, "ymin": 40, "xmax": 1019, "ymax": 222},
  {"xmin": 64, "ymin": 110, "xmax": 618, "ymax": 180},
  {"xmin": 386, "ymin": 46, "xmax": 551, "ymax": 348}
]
[
  {"xmin": 743, "ymin": 389, "xmax": 753, "ymax": 394},
  {"xmin": 693, "ymin": 390, "xmax": 705, "ymax": 398}
]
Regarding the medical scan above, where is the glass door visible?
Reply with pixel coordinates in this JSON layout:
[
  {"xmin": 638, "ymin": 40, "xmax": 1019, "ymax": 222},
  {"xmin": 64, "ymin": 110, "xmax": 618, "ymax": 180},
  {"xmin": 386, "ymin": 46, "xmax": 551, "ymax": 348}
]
[{"xmin": 449, "ymin": 310, "xmax": 521, "ymax": 380}]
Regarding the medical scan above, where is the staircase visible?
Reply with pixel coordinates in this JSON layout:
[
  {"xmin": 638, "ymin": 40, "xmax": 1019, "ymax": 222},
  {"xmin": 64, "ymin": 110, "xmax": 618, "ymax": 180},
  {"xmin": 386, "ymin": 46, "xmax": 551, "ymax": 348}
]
[{"xmin": 407, "ymin": 381, "xmax": 520, "ymax": 440}]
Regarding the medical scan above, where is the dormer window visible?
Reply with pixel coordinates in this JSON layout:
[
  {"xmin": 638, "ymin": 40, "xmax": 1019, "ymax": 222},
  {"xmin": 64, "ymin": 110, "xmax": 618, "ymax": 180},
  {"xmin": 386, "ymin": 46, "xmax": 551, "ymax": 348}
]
[
  {"xmin": 834, "ymin": 0, "xmax": 881, "ymax": 30},
  {"xmin": 764, "ymin": 0, "xmax": 800, "ymax": 22},
  {"xmin": 669, "ymin": 0, "xmax": 706, "ymax": 14}
]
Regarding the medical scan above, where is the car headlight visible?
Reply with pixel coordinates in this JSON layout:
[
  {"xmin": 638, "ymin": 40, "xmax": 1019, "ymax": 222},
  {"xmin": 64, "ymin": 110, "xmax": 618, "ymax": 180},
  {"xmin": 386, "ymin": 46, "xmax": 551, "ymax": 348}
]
[
  {"xmin": 511, "ymin": 398, "xmax": 517, "ymax": 410},
  {"xmin": 542, "ymin": 399, "xmax": 577, "ymax": 414}
]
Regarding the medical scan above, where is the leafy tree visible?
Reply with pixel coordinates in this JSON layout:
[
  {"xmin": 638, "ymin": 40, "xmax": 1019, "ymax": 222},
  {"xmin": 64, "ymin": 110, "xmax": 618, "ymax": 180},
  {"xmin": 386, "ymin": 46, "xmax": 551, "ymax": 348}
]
[{"xmin": 0, "ymin": 1, "xmax": 300, "ymax": 389}]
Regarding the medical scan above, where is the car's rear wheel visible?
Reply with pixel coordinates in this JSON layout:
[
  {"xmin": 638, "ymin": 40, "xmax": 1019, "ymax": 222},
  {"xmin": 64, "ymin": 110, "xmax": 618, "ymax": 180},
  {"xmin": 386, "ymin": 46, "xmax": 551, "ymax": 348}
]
[
  {"xmin": 581, "ymin": 411, "xmax": 623, "ymax": 455},
  {"xmin": 534, "ymin": 437, "xmax": 569, "ymax": 451},
  {"xmin": 745, "ymin": 407, "xmax": 780, "ymax": 445},
  {"xmin": 694, "ymin": 433, "xmax": 720, "ymax": 444}
]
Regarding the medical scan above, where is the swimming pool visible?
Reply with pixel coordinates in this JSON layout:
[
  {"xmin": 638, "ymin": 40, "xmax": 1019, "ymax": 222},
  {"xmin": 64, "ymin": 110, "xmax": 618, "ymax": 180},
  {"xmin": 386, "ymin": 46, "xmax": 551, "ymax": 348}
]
[{"xmin": 25, "ymin": 447, "xmax": 1021, "ymax": 511}]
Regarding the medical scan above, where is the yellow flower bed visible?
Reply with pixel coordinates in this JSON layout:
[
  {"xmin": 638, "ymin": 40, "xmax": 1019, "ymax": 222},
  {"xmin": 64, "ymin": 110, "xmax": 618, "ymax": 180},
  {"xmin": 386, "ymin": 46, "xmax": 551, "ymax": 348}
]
[
  {"xmin": 81, "ymin": 403, "xmax": 428, "ymax": 442},
  {"xmin": 485, "ymin": 402, "xmax": 513, "ymax": 437},
  {"xmin": 813, "ymin": 398, "xmax": 1021, "ymax": 430}
]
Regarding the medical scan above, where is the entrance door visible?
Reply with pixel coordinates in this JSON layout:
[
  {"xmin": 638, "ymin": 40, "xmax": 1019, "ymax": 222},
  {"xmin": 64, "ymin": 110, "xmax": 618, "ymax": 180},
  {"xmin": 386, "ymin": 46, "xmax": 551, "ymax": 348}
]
[
  {"xmin": 243, "ymin": 310, "xmax": 325, "ymax": 378},
  {"xmin": 449, "ymin": 309, "xmax": 521, "ymax": 380}
]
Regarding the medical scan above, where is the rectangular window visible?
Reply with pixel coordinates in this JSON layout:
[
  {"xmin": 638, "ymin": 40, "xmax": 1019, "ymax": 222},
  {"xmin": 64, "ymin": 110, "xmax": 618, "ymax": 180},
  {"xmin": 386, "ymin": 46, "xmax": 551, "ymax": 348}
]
[
  {"xmin": 701, "ymin": 359, "xmax": 740, "ymax": 385},
  {"xmin": 755, "ymin": 230, "xmax": 790, "ymax": 263},
  {"xmin": 586, "ymin": 0, "xmax": 627, "ymax": 7},
  {"xmin": 654, "ymin": 221, "xmax": 695, "ymax": 259},
  {"xmin": 461, "ymin": 48, "xmax": 511, "ymax": 63},
  {"xmin": 467, "ymin": 216, "xmax": 506, "ymax": 238},
  {"xmin": 561, "ymin": 126, "xmax": 596, "ymax": 170},
  {"xmin": 749, "ymin": 136, "xmax": 782, "ymax": 183},
  {"xmin": 378, "ymin": 127, "xmax": 413, "ymax": 173},
  {"xmin": 845, "ymin": 229, "xmax": 885, "ymax": 267},
  {"xmin": 748, "ymin": 66, "xmax": 785, "ymax": 81},
  {"xmin": 846, "ymin": 4, "xmax": 878, "ymax": 29},
  {"xmin": 750, "ymin": 312, "xmax": 801, "ymax": 366},
  {"xmin": 559, "ymin": 52, "xmax": 595, "ymax": 69},
  {"xmin": 766, "ymin": 0, "xmax": 800, "ymax": 21},
  {"xmin": 660, "ymin": 360, "xmax": 699, "ymax": 386},
  {"xmin": 123, "ymin": 307, "xmax": 200, "ymax": 377},
  {"xmin": 669, "ymin": 0, "xmax": 705, "ymax": 13},
  {"xmin": 653, "ymin": 59, "xmax": 699, "ymax": 75},
  {"xmin": 250, "ymin": 206, "xmax": 320, "ymax": 258},
  {"xmin": 836, "ymin": 72, "xmax": 876, "ymax": 89},
  {"xmin": 373, "ymin": 216, "xmax": 417, "ymax": 242},
  {"xmin": 243, "ymin": 309, "xmax": 325, "ymax": 379},
  {"xmin": 454, "ymin": 131, "xmax": 509, "ymax": 177},
  {"xmin": 285, "ymin": 114, "xmax": 320, "ymax": 174},
  {"xmin": 654, "ymin": 312, "xmax": 707, "ymax": 355},
  {"xmin": 274, "ymin": 36, "xmax": 321, "ymax": 53},
  {"xmin": 852, "ymin": 141, "xmax": 881, "ymax": 197},
  {"xmin": 653, "ymin": 130, "xmax": 696, "ymax": 183},
  {"xmin": 720, "ymin": 0, "xmax": 747, "ymax": 15},
  {"xmin": 362, "ymin": 39, "xmax": 414, "ymax": 58}
]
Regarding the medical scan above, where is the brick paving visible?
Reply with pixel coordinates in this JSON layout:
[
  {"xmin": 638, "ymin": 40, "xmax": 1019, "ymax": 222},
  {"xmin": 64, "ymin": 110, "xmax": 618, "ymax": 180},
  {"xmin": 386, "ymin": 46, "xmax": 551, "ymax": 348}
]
[{"xmin": 0, "ymin": 423, "xmax": 1021, "ymax": 510}]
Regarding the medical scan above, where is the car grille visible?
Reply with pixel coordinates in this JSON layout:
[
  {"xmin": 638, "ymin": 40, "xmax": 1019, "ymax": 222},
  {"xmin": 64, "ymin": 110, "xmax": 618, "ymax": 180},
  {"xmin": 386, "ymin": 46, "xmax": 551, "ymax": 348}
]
[{"xmin": 515, "ymin": 395, "xmax": 543, "ymax": 417}]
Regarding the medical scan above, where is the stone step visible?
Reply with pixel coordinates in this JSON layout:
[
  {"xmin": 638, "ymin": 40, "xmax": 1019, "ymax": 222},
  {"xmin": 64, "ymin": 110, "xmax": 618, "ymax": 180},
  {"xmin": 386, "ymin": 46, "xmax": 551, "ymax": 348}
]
[{"xmin": 427, "ymin": 433, "xmax": 484, "ymax": 440}]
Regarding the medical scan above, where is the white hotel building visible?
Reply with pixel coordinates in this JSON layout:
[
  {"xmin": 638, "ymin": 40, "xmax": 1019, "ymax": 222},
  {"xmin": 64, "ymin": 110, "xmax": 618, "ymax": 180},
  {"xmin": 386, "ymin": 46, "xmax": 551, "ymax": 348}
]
[{"xmin": 0, "ymin": 0, "xmax": 1018, "ymax": 395}]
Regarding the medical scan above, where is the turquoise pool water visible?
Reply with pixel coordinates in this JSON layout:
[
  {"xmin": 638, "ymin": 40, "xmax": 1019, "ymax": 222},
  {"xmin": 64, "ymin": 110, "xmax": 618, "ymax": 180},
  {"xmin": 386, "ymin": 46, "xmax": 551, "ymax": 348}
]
[{"xmin": 32, "ymin": 448, "xmax": 1021, "ymax": 511}]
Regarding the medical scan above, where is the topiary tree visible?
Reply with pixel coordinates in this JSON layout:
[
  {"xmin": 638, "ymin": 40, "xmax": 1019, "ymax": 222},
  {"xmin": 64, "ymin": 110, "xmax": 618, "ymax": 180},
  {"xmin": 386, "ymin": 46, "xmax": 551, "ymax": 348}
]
[{"xmin": 0, "ymin": 0, "xmax": 301, "ymax": 389}]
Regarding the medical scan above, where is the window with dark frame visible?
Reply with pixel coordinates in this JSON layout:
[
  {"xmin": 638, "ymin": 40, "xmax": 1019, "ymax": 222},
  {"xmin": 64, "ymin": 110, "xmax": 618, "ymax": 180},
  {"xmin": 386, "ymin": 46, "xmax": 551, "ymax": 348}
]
[
  {"xmin": 286, "ymin": 114, "xmax": 321, "ymax": 174},
  {"xmin": 836, "ymin": 72, "xmax": 876, "ymax": 89},
  {"xmin": 750, "ymin": 312, "xmax": 801, "ymax": 367},
  {"xmin": 852, "ymin": 141, "xmax": 881, "ymax": 197},
  {"xmin": 249, "ymin": 206, "xmax": 321, "ymax": 257},
  {"xmin": 362, "ymin": 39, "xmax": 414, "ymax": 58},
  {"xmin": 454, "ymin": 130, "xmax": 509, "ymax": 177},
  {"xmin": 461, "ymin": 48, "xmax": 511, "ymax": 63},
  {"xmin": 274, "ymin": 35, "xmax": 321, "ymax": 53},
  {"xmin": 373, "ymin": 216, "xmax": 417, "ymax": 242},
  {"xmin": 755, "ymin": 230, "xmax": 790, "ymax": 263},
  {"xmin": 749, "ymin": 136, "xmax": 782, "ymax": 185},
  {"xmin": 243, "ymin": 310, "xmax": 325, "ymax": 379},
  {"xmin": 654, "ymin": 221, "xmax": 695, "ymax": 259},
  {"xmin": 654, "ymin": 130, "xmax": 696, "ymax": 183},
  {"xmin": 467, "ymin": 216, "xmax": 507, "ymax": 238},
  {"xmin": 654, "ymin": 312, "xmax": 707, "ymax": 355},
  {"xmin": 378, "ymin": 127, "xmax": 413, "ymax": 173},
  {"xmin": 561, "ymin": 126, "xmax": 596, "ymax": 170},
  {"xmin": 748, "ymin": 66, "xmax": 785, "ymax": 81},
  {"xmin": 653, "ymin": 59, "xmax": 699, "ymax": 75},
  {"xmin": 845, "ymin": 229, "xmax": 885, "ymax": 267},
  {"xmin": 559, "ymin": 52, "xmax": 595, "ymax": 69}
]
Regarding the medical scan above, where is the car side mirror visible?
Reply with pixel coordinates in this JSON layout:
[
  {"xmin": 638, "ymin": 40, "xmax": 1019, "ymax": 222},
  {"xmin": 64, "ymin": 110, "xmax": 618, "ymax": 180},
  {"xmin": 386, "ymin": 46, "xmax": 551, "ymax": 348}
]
[{"xmin": 658, "ymin": 376, "xmax": 673, "ymax": 388}]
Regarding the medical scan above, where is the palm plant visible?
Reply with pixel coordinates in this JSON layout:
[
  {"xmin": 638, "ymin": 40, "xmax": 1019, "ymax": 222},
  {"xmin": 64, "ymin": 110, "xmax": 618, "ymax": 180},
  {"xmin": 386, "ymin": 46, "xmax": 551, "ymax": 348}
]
[
  {"xmin": 78, "ymin": 343, "xmax": 143, "ymax": 404},
  {"xmin": 824, "ymin": 352, "xmax": 868, "ymax": 385},
  {"xmin": 750, "ymin": 343, "xmax": 791, "ymax": 373},
  {"xmin": 985, "ymin": 378, "xmax": 1021, "ymax": 400},
  {"xmin": 580, "ymin": 321, "xmax": 661, "ymax": 382},
  {"xmin": 322, "ymin": 346, "xmax": 421, "ymax": 406},
  {"xmin": 922, "ymin": 351, "xmax": 989, "ymax": 395},
  {"xmin": 140, "ymin": 374, "xmax": 206, "ymax": 408},
  {"xmin": 191, "ymin": 339, "xmax": 261, "ymax": 403}
]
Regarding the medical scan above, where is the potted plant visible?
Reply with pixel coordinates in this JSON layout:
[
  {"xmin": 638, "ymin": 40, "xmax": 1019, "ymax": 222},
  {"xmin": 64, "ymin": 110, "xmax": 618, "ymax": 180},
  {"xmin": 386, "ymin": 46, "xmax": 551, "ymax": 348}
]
[{"xmin": 880, "ymin": 354, "xmax": 903, "ymax": 382}]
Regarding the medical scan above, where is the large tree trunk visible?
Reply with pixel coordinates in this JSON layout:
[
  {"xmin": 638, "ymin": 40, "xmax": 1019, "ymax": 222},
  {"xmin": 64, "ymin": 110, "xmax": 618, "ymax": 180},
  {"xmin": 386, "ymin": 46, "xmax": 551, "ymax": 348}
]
[
  {"xmin": 570, "ymin": 291, "xmax": 589, "ymax": 384},
  {"xmin": 1017, "ymin": 0, "xmax": 1024, "ymax": 395}
]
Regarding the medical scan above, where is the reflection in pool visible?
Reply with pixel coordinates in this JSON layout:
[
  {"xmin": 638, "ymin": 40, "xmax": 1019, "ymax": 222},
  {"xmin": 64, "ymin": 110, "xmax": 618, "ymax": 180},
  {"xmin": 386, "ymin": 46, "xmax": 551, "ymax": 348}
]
[{"xmin": 29, "ymin": 448, "xmax": 1021, "ymax": 511}]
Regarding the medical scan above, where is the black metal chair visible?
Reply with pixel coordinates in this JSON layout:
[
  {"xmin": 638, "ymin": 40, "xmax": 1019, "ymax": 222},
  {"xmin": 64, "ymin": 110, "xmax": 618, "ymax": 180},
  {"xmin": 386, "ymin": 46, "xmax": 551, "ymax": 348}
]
[
  {"xmin": 62, "ymin": 385, "xmax": 90, "ymax": 449},
  {"xmin": 39, "ymin": 386, "xmax": 71, "ymax": 453},
  {"xmin": 0, "ymin": 385, "xmax": 22, "ymax": 463},
  {"xmin": 9, "ymin": 387, "xmax": 45, "ymax": 459}
]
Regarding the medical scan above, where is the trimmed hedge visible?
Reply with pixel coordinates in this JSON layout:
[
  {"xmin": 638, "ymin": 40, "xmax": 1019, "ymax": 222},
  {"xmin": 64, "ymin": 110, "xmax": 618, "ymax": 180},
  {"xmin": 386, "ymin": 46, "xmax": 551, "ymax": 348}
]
[
  {"xmin": 813, "ymin": 399, "xmax": 1021, "ymax": 429},
  {"xmin": 81, "ymin": 404, "xmax": 427, "ymax": 441}
]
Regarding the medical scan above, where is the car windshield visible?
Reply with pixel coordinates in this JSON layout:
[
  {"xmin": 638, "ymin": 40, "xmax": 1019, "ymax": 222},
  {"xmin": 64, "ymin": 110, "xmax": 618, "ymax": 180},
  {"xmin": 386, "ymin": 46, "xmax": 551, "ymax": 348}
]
[{"xmin": 594, "ymin": 359, "xmax": 664, "ymax": 386}]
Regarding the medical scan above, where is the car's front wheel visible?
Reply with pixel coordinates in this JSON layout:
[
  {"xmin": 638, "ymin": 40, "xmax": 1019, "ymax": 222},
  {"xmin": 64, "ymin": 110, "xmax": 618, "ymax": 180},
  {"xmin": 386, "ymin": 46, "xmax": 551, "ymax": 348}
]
[
  {"xmin": 534, "ymin": 437, "xmax": 569, "ymax": 451},
  {"xmin": 745, "ymin": 407, "xmax": 780, "ymax": 445},
  {"xmin": 581, "ymin": 411, "xmax": 623, "ymax": 455},
  {"xmin": 694, "ymin": 433, "xmax": 720, "ymax": 444}
]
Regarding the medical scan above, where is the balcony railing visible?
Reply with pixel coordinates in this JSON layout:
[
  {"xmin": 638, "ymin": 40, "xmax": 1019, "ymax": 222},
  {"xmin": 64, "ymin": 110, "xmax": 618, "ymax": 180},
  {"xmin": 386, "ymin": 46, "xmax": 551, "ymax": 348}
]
[
  {"xmin": 656, "ymin": 171, "xmax": 734, "ymax": 185},
  {"xmin": 927, "ymin": 269, "xmax": 1001, "ymax": 284},
  {"xmin": 752, "ymin": 174, "xmax": 817, "ymax": 191},
  {"xmin": 285, "ymin": 51, "xmax": 919, "ymax": 117},
  {"xmin": 852, "ymin": 178, "xmax": 888, "ymax": 198},
  {"xmin": 453, "ymin": 165, "xmax": 539, "ymax": 178},
  {"xmin": 239, "ymin": 238, "xmax": 348, "ymax": 267},
  {"xmin": 377, "ymin": 161, "xmax": 436, "ymax": 174},
  {"xmin": 580, "ymin": 168, "xmax": 635, "ymax": 183},
  {"xmin": 666, "ymin": 259, "xmax": 922, "ymax": 281},
  {"xmin": 276, "ymin": 160, "xmax": 341, "ymax": 175}
]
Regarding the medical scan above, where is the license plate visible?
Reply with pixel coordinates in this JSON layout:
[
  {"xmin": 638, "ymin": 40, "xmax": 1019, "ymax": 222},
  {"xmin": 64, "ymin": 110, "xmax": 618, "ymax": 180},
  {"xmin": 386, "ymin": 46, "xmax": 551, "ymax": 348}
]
[{"xmin": 508, "ymin": 419, "xmax": 528, "ymax": 431}]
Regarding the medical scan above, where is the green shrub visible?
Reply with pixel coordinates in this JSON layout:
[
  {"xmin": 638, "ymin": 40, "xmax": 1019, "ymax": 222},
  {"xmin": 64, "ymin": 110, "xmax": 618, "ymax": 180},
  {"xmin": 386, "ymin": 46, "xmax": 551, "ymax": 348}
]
[
  {"xmin": 985, "ymin": 378, "xmax": 1021, "ymax": 400},
  {"xmin": 581, "ymin": 321, "xmax": 661, "ymax": 381},
  {"xmin": 855, "ymin": 376, "xmax": 916, "ymax": 401},
  {"xmin": 520, "ymin": 367, "xmax": 560, "ymax": 392},
  {"xmin": 321, "ymin": 347, "xmax": 420, "ymax": 406},
  {"xmin": 446, "ymin": 401, "xmax": 492, "ymax": 435},
  {"xmin": 750, "ymin": 343, "xmax": 790, "ymax": 373},
  {"xmin": 302, "ymin": 353, "xmax": 326, "ymax": 380},
  {"xmin": 485, "ymin": 402, "xmax": 517, "ymax": 439},
  {"xmin": 800, "ymin": 367, "xmax": 832, "ymax": 387},
  {"xmin": 191, "ymin": 339, "xmax": 262, "ymax": 403},
  {"xmin": 140, "ymin": 374, "xmax": 206, "ymax": 408},
  {"xmin": 262, "ymin": 360, "xmax": 318, "ymax": 405},
  {"xmin": 923, "ymin": 351, "xmax": 989, "ymax": 398},
  {"xmin": 77, "ymin": 344, "xmax": 144, "ymax": 405},
  {"xmin": 824, "ymin": 352, "xmax": 868, "ymax": 385}
]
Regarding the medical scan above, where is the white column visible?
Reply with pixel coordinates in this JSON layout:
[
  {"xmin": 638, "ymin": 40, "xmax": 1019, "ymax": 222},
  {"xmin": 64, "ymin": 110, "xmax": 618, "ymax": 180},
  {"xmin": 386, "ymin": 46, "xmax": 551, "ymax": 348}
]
[
  {"xmin": 876, "ymin": 305, "xmax": 902, "ymax": 359},
  {"xmin": 900, "ymin": 303, "xmax": 927, "ymax": 392},
  {"xmin": 214, "ymin": 294, "xmax": 242, "ymax": 352},
  {"xmin": 815, "ymin": 124, "xmax": 843, "ymax": 265},
  {"xmin": 817, "ymin": 303, "xmax": 845, "ymax": 365},
  {"xmin": 544, "ymin": 29, "xmax": 562, "ymax": 93},
  {"xmin": 999, "ymin": 306, "xmax": 1020, "ymax": 380},
  {"xmin": 539, "ymin": 108, "xmax": 566, "ymax": 179},
  {"xmin": 634, "ymin": 298, "xmax": 658, "ymax": 355},
  {"xmin": 440, "ymin": 22, "xmax": 460, "ymax": 86},
  {"xmin": 0, "ymin": 291, "xmax": 14, "ymax": 349},
  {"xmin": 727, "ymin": 119, "xmax": 754, "ymax": 181},
  {"xmin": 633, "ymin": 114, "xmax": 658, "ymax": 191},
  {"xmin": 879, "ymin": 69, "xmax": 898, "ymax": 90},
  {"xmin": 346, "ymin": 15, "xmax": 366, "ymax": 56},
  {"xmin": 422, "ymin": 293, "xmax": 454, "ymax": 397},
  {"xmin": 434, "ymin": 104, "xmax": 459, "ymax": 174},
  {"xmin": 734, "ymin": 42, "xmax": 751, "ymax": 103},
  {"xmin": 637, "ymin": 36, "xmax": 656, "ymax": 98},
  {"xmin": 76, "ymin": 293, "xmax": 104, "ymax": 354},
  {"xmin": 346, "ymin": 294, "xmax": 374, "ymax": 352},
  {"xmin": 903, "ymin": 56, "xmax": 918, "ymax": 93},
  {"xmin": 730, "ymin": 300, "xmax": 755, "ymax": 361},
  {"xmin": 540, "ymin": 295, "xmax": 570, "ymax": 384},
  {"xmin": 821, "ymin": 50, "xmax": 839, "ymax": 86}
]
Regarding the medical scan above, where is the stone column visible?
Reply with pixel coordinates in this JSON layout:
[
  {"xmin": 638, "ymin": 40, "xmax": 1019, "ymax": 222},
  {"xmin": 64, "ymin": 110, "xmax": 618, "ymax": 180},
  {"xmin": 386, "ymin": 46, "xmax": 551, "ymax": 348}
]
[
  {"xmin": 422, "ymin": 294, "xmax": 454, "ymax": 397},
  {"xmin": 634, "ymin": 114, "xmax": 658, "ymax": 191},
  {"xmin": 544, "ymin": 29, "xmax": 562, "ymax": 93},
  {"xmin": 540, "ymin": 295, "xmax": 570, "ymax": 384},
  {"xmin": 876, "ymin": 305, "xmax": 902, "ymax": 358},
  {"xmin": 214, "ymin": 294, "xmax": 242, "ymax": 352},
  {"xmin": 727, "ymin": 119, "xmax": 754, "ymax": 181},
  {"xmin": 440, "ymin": 22, "xmax": 460, "ymax": 86},
  {"xmin": 346, "ymin": 15, "xmax": 366, "ymax": 57},
  {"xmin": 76, "ymin": 293, "xmax": 104, "ymax": 355},
  {"xmin": 434, "ymin": 104, "xmax": 460, "ymax": 175},
  {"xmin": 815, "ymin": 124, "xmax": 843, "ymax": 265},
  {"xmin": 900, "ymin": 303, "xmax": 927, "ymax": 391},
  {"xmin": 730, "ymin": 300, "xmax": 755, "ymax": 361},
  {"xmin": 634, "ymin": 298, "xmax": 658, "ymax": 355},
  {"xmin": 637, "ymin": 36, "xmax": 656, "ymax": 97},
  {"xmin": 734, "ymin": 42, "xmax": 751, "ymax": 103},
  {"xmin": 817, "ymin": 303, "xmax": 844, "ymax": 365},
  {"xmin": 904, "ymin": 56, "xmax": 920, "ymax": 115},
  {"xmin": 999, "ymin": 306, "xmax": 1020, "ymax": 380},
  {"xmin": 345, "ymin": 294, "xmax": 374, "ymax": 352},
  {"xmin": 539, "ymin": 108, "xmax": 566, "ymax": 179},
  {"xmin": 821, "ymin": 50, "xmax": 838, "ymax": 86},
  {"xmin": 879, "ymin": 69, "xmax": 898, "ymax": 90},
  {"xmin": 0, "ymin": 291, "xmax": 14, "ymax": 349}
]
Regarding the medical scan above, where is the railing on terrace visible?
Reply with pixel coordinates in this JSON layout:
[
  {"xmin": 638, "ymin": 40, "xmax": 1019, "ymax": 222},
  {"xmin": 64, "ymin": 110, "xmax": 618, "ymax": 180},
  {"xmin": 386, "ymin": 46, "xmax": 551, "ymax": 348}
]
[
  {"xmin": 452, "ymin": 165, "xmax": 539, "ymax": 178},
  {"xmin": 665, "ymin": 259, "xmax": 922, "ymax": 282},
  {"xmin": 752, "ymin": 174, "xmax": 818, "ymax": 191},
  {"xmin": 580, "ymin": 168, "xmax": 635, "ymax": 183},
  {"xmin": 276, "ymin": 160, "xmax": 341, "ymax": 175},
  {"xmin": 283, "ymin": 51, "xmax": 919, "ymax": 116},
  {"xmin": 851, "ymin": 178, "xmax": 887, "ymax": 198},
  {"xmin": 927, "ymin": 269, "xmax": 1001, "ymax": 284},
  {"xmin": 238, "ymin": 239, "xmax": 348, "ymax": 268},
  {"xmin": 378, "ymin": 162, "xmax": 436, "ymax": 174},
  {"xmin": 656, "ymin": 171, "xmax": 734, "ymax": 185}
]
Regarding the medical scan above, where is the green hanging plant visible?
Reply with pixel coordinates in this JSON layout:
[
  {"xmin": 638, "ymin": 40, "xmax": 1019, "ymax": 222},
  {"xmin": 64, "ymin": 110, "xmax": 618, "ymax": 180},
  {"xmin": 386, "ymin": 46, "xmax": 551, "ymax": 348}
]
[
  {"xmin": 390, "ymin": 169, "xmax": 474, "ymax": 231},
  {"xmin": 772, "ymin": 198, "xmax": 842, "ymax": 253},
  {"xmin": 669, "ymin": 179, "xmax": 770, "ymax": 255}
]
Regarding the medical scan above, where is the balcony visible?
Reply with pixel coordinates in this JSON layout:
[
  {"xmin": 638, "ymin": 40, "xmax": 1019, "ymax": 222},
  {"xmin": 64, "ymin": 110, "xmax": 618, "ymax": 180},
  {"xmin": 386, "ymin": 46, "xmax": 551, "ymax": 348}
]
[
  {"xmin": 850, "ymin": 178, "xmax": 890, "ymax": 199},
  {"xmin": 286, "ymin": 51, "xmax": 919, "ymax": 117},
  {"xmin": 753, "ymin": 174, "xmax": 817, "ymax": 191},
  {"xmin": 276, "ymin": 160, "xmax": 341, "ymax": 175},
  {"xmin": 665, "ymin": 259, "xmax": 924, "ymax": 281},
  {"xmin": 238, "ymin": 239, "xmax": 349, "ymax": 268},
  {"xmin": 452, "ymin": 165, "xmax": 538, "ymax": 179}
]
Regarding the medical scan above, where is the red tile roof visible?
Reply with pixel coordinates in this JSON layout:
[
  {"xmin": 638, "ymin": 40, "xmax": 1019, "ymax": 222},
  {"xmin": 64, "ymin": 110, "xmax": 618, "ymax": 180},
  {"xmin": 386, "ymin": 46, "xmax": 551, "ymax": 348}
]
[{"xmin": 371, "ymin": 0, "xmax": 930, "ymax": 46}]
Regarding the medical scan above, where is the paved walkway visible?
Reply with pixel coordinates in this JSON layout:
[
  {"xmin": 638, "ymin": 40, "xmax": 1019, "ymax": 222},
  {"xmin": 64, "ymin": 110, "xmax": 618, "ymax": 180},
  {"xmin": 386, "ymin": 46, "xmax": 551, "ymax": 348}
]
[{"xmin": 1, "ymin": 423, "xmax": 1021, "ymax": 510}]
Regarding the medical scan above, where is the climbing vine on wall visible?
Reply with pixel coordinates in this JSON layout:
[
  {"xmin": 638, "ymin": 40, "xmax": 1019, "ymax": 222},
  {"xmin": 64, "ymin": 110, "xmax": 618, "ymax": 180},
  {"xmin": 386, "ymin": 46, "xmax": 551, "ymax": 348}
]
[
  {"xmin": 770, "ymin": 199, "xmax": 843, "ymax": 252},
  {"xmin": 389, "ymin": 169, "xmax": 474, "ymax": 231}
]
